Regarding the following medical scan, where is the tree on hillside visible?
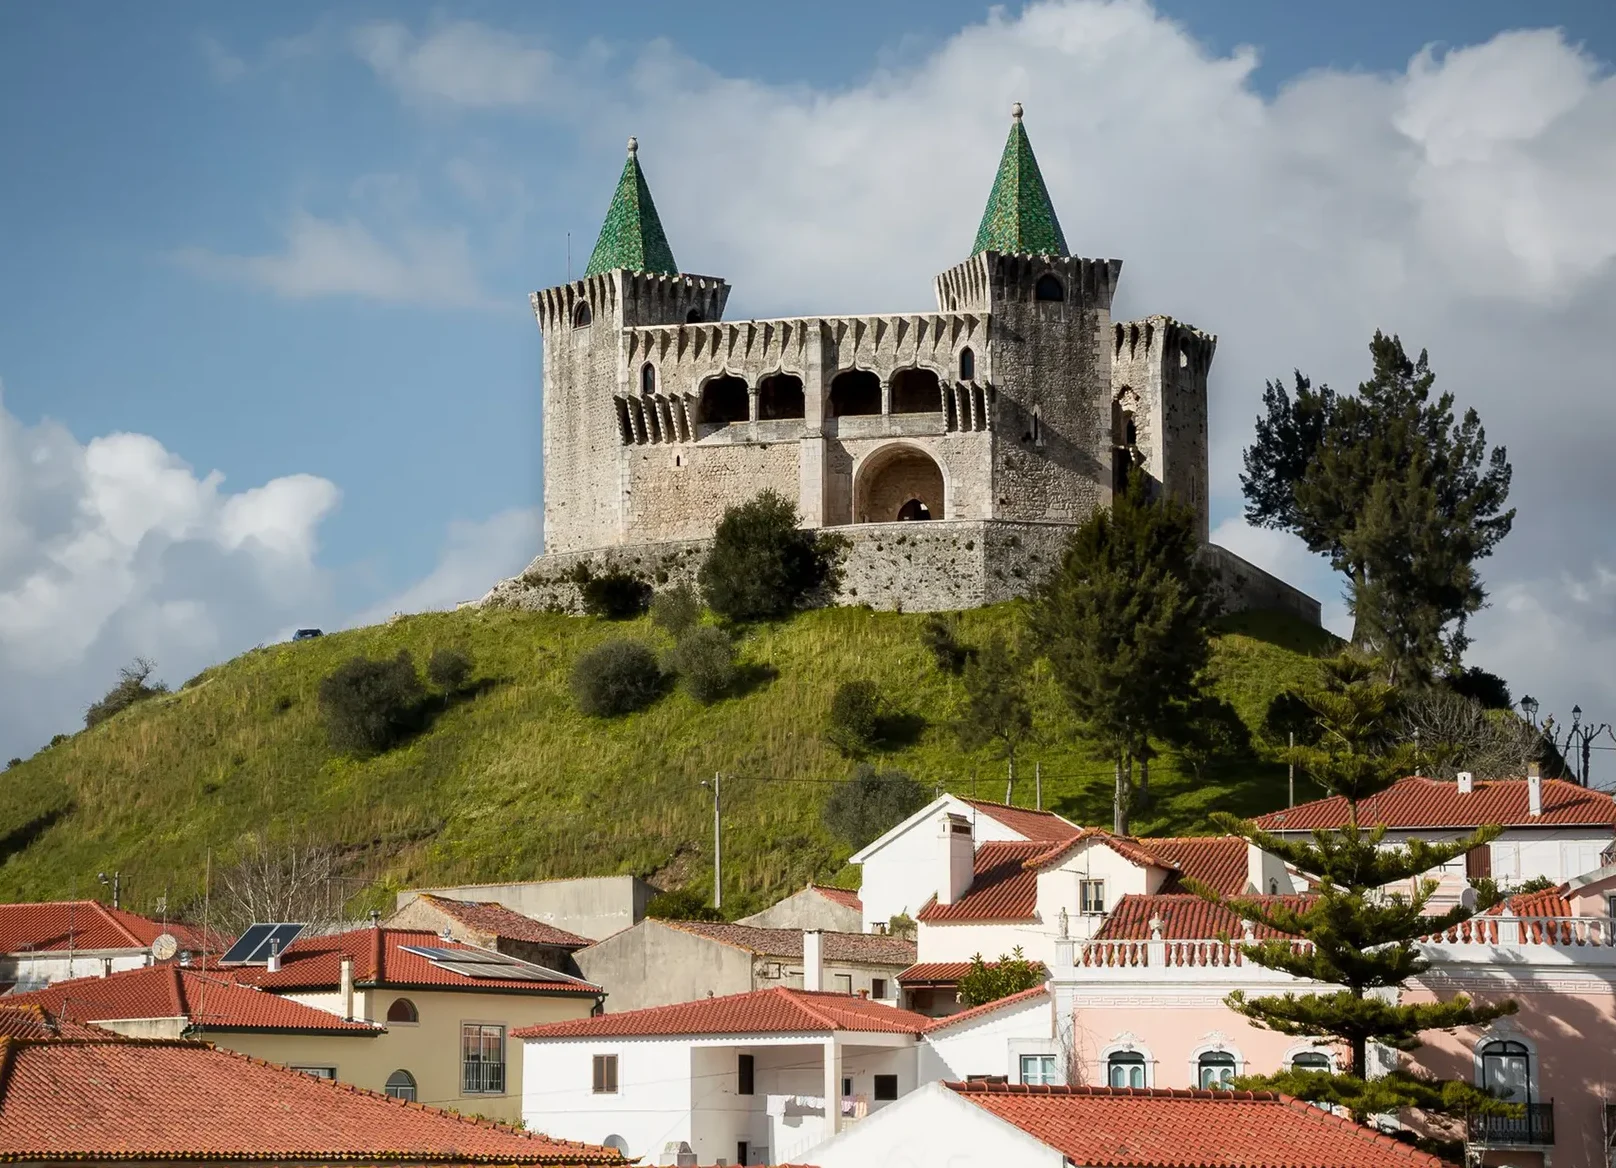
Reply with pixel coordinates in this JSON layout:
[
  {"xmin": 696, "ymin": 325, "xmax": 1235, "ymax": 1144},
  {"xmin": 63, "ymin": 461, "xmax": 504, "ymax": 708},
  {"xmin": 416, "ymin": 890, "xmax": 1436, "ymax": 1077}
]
[
  {"xmin": 85, "ymin": 658, "xmax": 169, "ymax": 729},
  {"xmin": 955, "ymin": 634, "xmax": 1036, "ymax": 803},
  {"xmin": 1188, "ymin": 652, "xmax": 1519, "ymax": 1139},
  {"xmin": 214, "ymin": 833, "xmax": 345, "ymax": 937},
  {"xmin": 1031, "ymin": 471, "xmax": 1216, "ymax": 834},
  {"xmin": 821, "ymin": 764, "xmax": 926, "ymax": 850},
  {"xmin": 318, "ymin": 652, "xmax": 425, "ymax": 755},
  {"xmin": 1398, "ymin": 687, "xmax": 1545, "ymax": 780},
  {"xmin": 1241, "ymin": 333, "xmax": 1514, "ymax": 683},
  {"xmin": 698, "ymin": 489, "xmax": 844, "ymax": 622}
]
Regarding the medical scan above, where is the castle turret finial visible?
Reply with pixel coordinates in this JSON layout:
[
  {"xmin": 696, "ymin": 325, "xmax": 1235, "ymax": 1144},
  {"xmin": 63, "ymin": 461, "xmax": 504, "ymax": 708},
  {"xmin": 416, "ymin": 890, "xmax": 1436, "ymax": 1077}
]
[
  {"xmin": 971, "ymin": 102, "xmax": 1068, "ymax": 258},
  {"xmin": 584, "ymin": 135, "xmax": 678, "ymax": 277},
  {"xmin": 627, "ymin": 135, "xmax": 638, "ymax": 156},
  {"xmin": 1011, "ymin": 101, "xmax": 1023, "ymax": 121}
]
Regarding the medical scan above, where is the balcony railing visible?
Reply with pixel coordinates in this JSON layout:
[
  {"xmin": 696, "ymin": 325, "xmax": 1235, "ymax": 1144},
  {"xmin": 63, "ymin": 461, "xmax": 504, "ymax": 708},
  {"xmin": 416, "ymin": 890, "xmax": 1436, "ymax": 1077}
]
[
  {"xmin": 462, "ymin": 1060, "xmax": 506, "ymax": 1095},
  {"xmin": 1469, "ymin": 1101, "xmax": 1554, "ymax": 1146}
]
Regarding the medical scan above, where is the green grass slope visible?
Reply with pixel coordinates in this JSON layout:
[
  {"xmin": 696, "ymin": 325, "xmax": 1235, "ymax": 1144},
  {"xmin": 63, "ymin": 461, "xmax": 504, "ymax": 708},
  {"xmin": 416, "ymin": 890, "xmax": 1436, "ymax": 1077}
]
[{"xmin": 0, "ymin": 604, "xmax": 1339, "ymax": 920}]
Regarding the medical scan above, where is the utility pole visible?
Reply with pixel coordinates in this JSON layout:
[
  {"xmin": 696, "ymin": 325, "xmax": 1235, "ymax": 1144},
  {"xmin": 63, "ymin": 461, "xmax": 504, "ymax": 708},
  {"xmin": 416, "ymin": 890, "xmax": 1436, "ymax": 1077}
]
[
  {"xmin": 701, "ymin": 774, "xmax": 722, "ymax": 910},
  {"xmin": 1288, "ymin": 732, "xmax": 1295, "ymax": 809},
  {"xmin": 98, "ymin": 870, "xmax": 121, "ymax": 910},
  {"xmin": 1035, "ymin": 761, "xmax": 1043, "ymax": 811}
]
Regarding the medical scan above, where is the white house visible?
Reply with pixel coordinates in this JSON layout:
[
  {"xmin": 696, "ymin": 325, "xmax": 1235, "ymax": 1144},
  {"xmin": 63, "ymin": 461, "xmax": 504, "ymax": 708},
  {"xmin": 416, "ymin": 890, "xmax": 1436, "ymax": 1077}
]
[
  {"xmin": 0, "ymin": 901, "xmax": 219, "ymax": 993},
  {"xmin": 804, "ymin": 1080, "xmax": 1451, "ymax": 1168},
  {"xmin": 1252, "ymin": 769, "xmax": 1616, "ymax": 904}
]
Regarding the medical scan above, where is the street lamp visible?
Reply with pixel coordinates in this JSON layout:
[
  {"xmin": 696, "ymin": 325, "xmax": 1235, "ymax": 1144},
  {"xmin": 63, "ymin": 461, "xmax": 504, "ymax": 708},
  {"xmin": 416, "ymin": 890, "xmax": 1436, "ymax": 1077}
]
[{"xmin": 1520, "ymin": 695, "xmax": 1539, "ymax": 727}]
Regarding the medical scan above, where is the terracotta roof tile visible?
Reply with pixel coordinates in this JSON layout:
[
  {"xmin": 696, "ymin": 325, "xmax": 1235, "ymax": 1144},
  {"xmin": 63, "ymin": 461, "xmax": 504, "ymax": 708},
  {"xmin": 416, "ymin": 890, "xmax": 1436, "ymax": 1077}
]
[
  {"xmin": 915, "ymin": 840, "xmax": 1047, "ymax": 922},
  {"xmin": 959, "ymin": 798, "xmax": 1081, "ymax": 842},
  {"xmin": 922, "ymin": 986, "xmax": 1049, "ymax": 1032},
  {"xmin": 658, "ymin": 921, "xmax": 915, "ymax": 965},
  {"xmin": 896, "ymin": 960, "xmax": 1048, "ymax": 985},
  {"xmin": 1483, "ymin": 884, "xmax": 1574, "ymax": 917},
  {"xmin": 0, "ymin": 1004, "xmax": 110, "ymax": 1040},
  {"xmin": 0, "ymin": 1037, "xmax": 623, "ymax": 1162},
  {"xmin": 418, "ymin": 897, "xmax": 591, "ymax": 949},
  {"xmin": 515, "ymin": 987, "xmax": 931, "ymax": 1039},
  {"xmin": 1253, "ymin": 776, "xmax": 1616, "ymax": 831},
  {"xmin": 808, "ymin": 885, "xmax": 863, "ymax": 911},
  {"xmin": 1024, "ymin": 830, "xmax": 1171, "ymax": 873},
  {"xmin": 0, "ymin": 901, "xmax": 223, "ymax": 956},
  {"xmin": 226, "ymin": 928, "xmax": 599, "ymax": 996},
  {"xmin": 1142, "ymin": 836, "xmax": 1251, "ymax": 896},
  {"xmin": 9, "ymin": 965, "xmax": 381, "ymax": 1034},
  {"xmin": 1094, "ymin": 895, "xmax": 1313, "ymax": 942},
  {"xmin": 948, "ymin": 1081, "xmax": 1450, "ymax": 1167}
]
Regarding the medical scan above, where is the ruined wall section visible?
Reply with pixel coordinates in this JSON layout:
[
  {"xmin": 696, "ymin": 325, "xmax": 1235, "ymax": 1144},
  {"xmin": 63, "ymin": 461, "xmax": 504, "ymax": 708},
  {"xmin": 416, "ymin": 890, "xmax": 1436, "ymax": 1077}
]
[{"xmin": 1109, "ymin": 315, "xmax": 1214, "ymax": 541}]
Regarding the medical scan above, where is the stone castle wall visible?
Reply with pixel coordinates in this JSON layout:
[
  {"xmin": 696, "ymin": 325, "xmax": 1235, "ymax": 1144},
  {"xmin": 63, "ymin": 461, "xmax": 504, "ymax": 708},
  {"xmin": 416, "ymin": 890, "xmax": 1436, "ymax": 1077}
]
[{"xmin": 479, "ymin": 522, "xmax": 1321, "ymax": 625}]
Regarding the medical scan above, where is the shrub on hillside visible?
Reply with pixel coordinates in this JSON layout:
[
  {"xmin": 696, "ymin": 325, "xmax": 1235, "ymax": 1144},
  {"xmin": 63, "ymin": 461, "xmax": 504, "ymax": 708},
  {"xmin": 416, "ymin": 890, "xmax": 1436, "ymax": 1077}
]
[
  {"xmin": 698, "ymin": 489, "xmax": 842, "ymax": 622},
  {"xmin": 427, "ymin": 647, "xmax": 474, "ymax": 694},
  {"xmin": 821, "ymin": 763, "xmax": 926, "ymax": 850},
  {"xmin": 650, "ymin": 583, "xmax": 702, "ymax": 638},
  {"xmin": 571, "ymin": 639, "xmax": 663, "ymax": 717},
  {"xmin": 317, "ymin": 652, "xmax": 426, "ymax": 755},
  {"xmin": 577, "ymin": 569, "xmax": 652, "ymax": 620},
  {"xmin": 84, "ymin": 659, "xmax": 169, "ymax": 729},
  {"xmin": 825, "ymin": 679, "xmax": 883, "ymax": 757},
  {"xmin": 645, "ymin": 885, "xmax": 723, "ymax": 921},
  {"xmin": 668, "ymin": 626, "xmax": 736, "ymax": 704}
]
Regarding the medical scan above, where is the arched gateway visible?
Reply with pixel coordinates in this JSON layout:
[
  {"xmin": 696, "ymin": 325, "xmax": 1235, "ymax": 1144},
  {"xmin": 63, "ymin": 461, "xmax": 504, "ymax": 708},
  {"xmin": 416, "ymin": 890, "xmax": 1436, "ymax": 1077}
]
[{"xmin": 853, "ymin": 445, "xmax": 946, "ymax": 524}]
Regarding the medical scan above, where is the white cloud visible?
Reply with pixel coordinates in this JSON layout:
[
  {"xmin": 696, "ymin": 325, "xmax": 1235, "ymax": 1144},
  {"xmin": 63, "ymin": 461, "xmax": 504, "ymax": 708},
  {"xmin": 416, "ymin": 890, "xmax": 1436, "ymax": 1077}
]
[
  {"xmin": 175, "ymin": 212, "xmax": 491, "ymax": 308},
  {"xmin": 353, "ymin": 21, "xmax": 557, "ymax": 108},
  {"xmin": 353, "ymin": 507, "xmax": 540, "ymax": 626},
  {"xmin": 197, "ymin": 33, "xmax": 247, "ymax": 83},
  {"xmin": 0, "ymin": 384, "xmax": 340, "ymax": 759}
]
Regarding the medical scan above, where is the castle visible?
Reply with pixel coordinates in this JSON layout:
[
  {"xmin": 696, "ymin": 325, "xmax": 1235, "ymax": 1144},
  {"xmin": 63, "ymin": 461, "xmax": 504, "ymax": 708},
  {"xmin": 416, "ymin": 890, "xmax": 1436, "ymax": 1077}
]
[{"xmin": 483, "ymin": 106, "xmax": 1317, "ymax": 622}]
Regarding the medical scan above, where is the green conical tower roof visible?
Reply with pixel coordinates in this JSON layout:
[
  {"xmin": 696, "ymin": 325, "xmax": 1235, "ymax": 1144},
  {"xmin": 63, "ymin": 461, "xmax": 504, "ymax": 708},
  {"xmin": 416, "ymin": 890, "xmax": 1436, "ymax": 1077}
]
[
  {"xmin": 971, "ymin": 103, "xmax": 1069, "ymax": 257},
  {"xmin": 584, "ymin": 137, "xmax": 679, "ymax": 277}
]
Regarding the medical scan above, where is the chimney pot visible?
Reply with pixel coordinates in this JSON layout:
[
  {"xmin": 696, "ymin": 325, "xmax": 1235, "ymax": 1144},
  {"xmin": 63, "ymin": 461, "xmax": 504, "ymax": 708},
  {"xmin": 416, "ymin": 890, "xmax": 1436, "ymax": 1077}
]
[
  {"xmin": 266, "ymin": 940, "xmax": 282, "ymax": 974},
  {"xmin": 340, "ymin": 955, "xmax": 355, "ymax": 1022},
  {"xmin": 802, "ymin": 929, "xmax": 824, "ymax": 993},
  {"xmin": 1528, "ymin": 765, "xmax": 1543, "ymax": 817},
  {"xmin": 938, "ymin": 812, "xmax": 975, "ymax": 907},
  {"xmin": 1457, "ymin": 771, "xmax": 1474, "ymax": 795}
]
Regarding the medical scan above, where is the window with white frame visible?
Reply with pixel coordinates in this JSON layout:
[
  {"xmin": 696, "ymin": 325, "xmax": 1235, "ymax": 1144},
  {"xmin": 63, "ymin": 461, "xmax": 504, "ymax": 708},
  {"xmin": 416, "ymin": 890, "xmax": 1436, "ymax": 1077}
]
[
  {"xmin": 1019, "ymin": 1054, "xmax": 1059, "ymax": 1085},
  {"xmin": 1107, "ymin": 1052, "xmax": 1146, "ymax": 1088},
  {"xmin": 1080, "ymin": 879, "xmax": 1106, "ymax": 915},
  {"xmin": 461, "ymin": 1023, "xmax": 505, "ymax": 1095},
  {"xmin": 1479, "ymin": 1039, "xmax": 1532, "ymax": 1103},
  {"xmin": 384, "ymin": 1069, "xmax": 417, "ymax": 1101},
  {"xmin": 1290, "ymin": 1051, "xmax": 1331, "ymax": 1073},
  {"xmin": 291, "ymin": 1065, "xmax": 336, "ymax": 1080},
  {"xmin": 1198, "ymin": 1051, "xmax": 1236, "ymax": 1089}
]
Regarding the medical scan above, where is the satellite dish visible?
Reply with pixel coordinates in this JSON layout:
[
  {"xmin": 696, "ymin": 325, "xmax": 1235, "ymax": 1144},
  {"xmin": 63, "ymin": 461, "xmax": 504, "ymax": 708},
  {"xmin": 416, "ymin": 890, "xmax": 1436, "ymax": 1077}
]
[{"xmin": 151, "ymin": 933, "xmax": 179, "ymax": 962}]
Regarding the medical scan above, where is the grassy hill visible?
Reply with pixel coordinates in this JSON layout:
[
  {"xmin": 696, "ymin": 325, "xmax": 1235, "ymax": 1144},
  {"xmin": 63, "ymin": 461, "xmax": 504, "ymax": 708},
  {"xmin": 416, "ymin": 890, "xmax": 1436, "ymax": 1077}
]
[{"xmin": 0, "ymin": 603, "xmax": 1338, "ymax": 922}]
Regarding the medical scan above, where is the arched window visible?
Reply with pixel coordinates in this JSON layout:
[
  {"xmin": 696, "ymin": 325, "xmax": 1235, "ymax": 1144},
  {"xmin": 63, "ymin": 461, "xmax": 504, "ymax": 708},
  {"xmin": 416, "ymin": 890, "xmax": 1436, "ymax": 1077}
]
[
  {"xmin": 890, "ymin": 368, "xmax": 942, "ymax": 415},
  {"xmin": 572, "ymin": 301, "xmax": 592, "ymax": 328},
  {"xmin": 1107, "ymin": 1051, "xmax": 1146, "ymax": 1088},
  {"xmin": 828, "ymin": 369, "xmax": 881, "ymax": 418},
  {"xmin": 697, "ymin": 375, "xmax": 750, "ymax": 425},
  {"xmin": 1197, "ymin": 1051, "xmax": 1236, "ymax": 1089},
  {"xmin": 959, "ymin": 347, "xmax": 975, "ymax": 382},
  {"xmin": 897, "ymin": 499, "xmax": 932, "ymax": 521},
  {"xmin": 386, "ymin": 998, "xmax": 419, "ymax": 1024},
  {"xmin": 1034, "ymin": 274, "xmax": 1065, "ymax": 302},
  {"xmin": 758, "ymin": 372, "xmax": 805, "ymax": 420},
  {"xmin": 1480, "ymin": 1040, "xmax": 1532, "ymax": 1102},
  {"xmin": 385, "ymin": 1069, "xmax": 417, "ymax": 1101},
  {"xmin": 640, "ymin": 363, "xmax": 656, "ymax": 395},
  {"xmin": 685, "ymin": 308, "xmax": 704, "ymax": 324},
  {"xmin": 1291, "ymin": 1051, "xmax": 1331, "ymax": 1073}
]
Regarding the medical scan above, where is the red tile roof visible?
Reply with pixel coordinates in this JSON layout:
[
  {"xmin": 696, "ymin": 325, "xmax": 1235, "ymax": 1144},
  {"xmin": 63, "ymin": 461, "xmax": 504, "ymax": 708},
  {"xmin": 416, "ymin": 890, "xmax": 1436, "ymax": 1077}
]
[
  {"xmin": 0, "ymin": 1005, "xmax": 109, "ymax": 1040},
  {"xmin": 659, "ymin": 921, "xmax": 915, "ymax": 965},
  {"xmin": 915, "ymin": 840, "xmax": 1047, "ymax": 922},
  {"xmin": 896, "ymin": 960, "xmax": 1049, "ymax": 985},
  {"xmin": 1142, "ymin": 836, "xmax": 1251, "ymax": 896},
  {"xmin": 9, "ymin": 965, "xmax": 381, "ymax": 1034},
  {"xmin": 515, "ymin": 987, "xmax": 932, "ymax": 1039},
  {"xmin": 948, "ymin": 1081, "xmax": 1449, "ymax": 1167},
  {"xmin": 1253, "ymin": 776, "xmax": 1616, "ymax": 831},
  {"xmin": 1024, "ymin": 829, "xmax": 1170, "ymax": 873},
  {"xmin": 416, "ymin": 896, "xmax": 591, "ymax": 949},
  {"xmin": 923, "ymin": 986, "xmax": 1049, "ymax": 1033},
  {"xmin": 226, "ymin": 928, "xmax": 599, "ymax": 996},
  {"xmin": 959, "ymin": 799, "xmax": 1081, "ymax": 842},
  {"xmin": 1094, "ymin": 895, "xmax": 1313, "ymax": 942},
  {"xmin": 1485, "ymin": 884, "xmax": 1574, "ymax": 917},
  {"xmin": 808, "ymin": 884, "xmax": 862, "ymax": 911},
  {"xmin": 0, "ymin": 1037, "xmax": 623, "ymax": 1163},
  {"xmin": 0, "ymin": 901, "xmax": 222, "ymax": 956}
]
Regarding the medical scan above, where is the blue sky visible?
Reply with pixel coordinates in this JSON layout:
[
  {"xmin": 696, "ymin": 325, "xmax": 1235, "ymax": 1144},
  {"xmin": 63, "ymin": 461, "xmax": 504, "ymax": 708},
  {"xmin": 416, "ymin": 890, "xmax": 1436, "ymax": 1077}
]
[{"xmin": 3, "ymin": 1, "xmax": 1615, "ymax": 760}]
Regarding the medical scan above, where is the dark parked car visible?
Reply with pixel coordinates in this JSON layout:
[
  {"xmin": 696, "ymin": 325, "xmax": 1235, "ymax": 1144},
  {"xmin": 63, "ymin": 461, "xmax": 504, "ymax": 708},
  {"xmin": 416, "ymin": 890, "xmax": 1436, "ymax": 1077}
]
[{"xmin": 292, "ymin": 629, "xmax": 323, "ymax": 641}]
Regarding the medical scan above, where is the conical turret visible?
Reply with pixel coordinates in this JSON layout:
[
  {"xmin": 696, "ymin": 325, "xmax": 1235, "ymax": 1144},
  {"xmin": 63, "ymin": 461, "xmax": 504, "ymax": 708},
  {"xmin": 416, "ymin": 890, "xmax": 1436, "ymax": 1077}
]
[
  {"xmin": 970, "ymin": 103, "xmax": 1068, "ymax": 257},
  {"xmin": 584, "ymin": 136, "xmax": 679, "ymax": 277}
]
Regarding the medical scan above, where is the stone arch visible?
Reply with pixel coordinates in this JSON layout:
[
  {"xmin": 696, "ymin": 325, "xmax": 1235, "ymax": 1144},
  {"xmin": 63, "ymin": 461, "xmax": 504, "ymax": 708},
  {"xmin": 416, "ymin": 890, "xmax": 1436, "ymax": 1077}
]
[
  {"xmin": 959, "ymin": 347, "xmax": 976, "ymax": 381},
  {"xmin": 697, "ymin": 374, "xmax": 749, "ymax": 425},
  {"xmin": 853, "ymin": 443, "xmax": 946, "ymax": 524},
  {"xmin": 828, "ymin": 368, "xmax": 881, "ymax": 418},
  {"xmin": 1034, "ymin": 274, "xmax": 1065, "ymax": 302},
  {"xmin": 1112, "ymin": 387, "xmax": 1142, "ymax": 494},
  {"xmin": 572, "ymin": 301, "xmax": 593, "ymax": 328},
  {"xmin": 639, "ymin": 362, "xmax": 656, "ymax": 395},
  {"xmin": 758, "ymin": 371, "xmax": 805, "ymax": 420},
  {"xmin": 890, "ymin": 367, "xmax": 943, "ymax": 414}
]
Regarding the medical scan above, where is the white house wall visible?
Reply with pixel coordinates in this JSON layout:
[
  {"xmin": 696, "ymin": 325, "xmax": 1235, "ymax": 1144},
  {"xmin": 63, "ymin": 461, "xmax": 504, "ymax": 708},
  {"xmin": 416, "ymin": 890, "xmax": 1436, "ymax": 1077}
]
[
  {"xmin": 922, "ymin": 994, "xmax": 1055, "ymax": 1084},
  {"xmin": 808, "ymin": 1082, "xmax": 1063, "ymax": 1168},
  {"xmin": 1, "ymin": 951, "xmax": 148, "ymax": 992},
  {"xmin": 915, "ymin": 920, "xmax": 1047, "ymax": 965},
  {"xmin": 522, "ymin": 1036, "xmax": 696, "ymax": 1160}
]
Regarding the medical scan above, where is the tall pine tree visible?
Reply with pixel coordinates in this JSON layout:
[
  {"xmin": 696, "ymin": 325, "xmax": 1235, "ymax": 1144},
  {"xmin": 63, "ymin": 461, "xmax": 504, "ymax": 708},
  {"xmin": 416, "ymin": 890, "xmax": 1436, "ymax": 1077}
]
[
  {"xmin": 1241, "ymin": 333, "xmax": 1513, "ymax": 682},
  {"xmin": 1188, "ymin": 653, "xmax": 1519, "ymax": 1139},
  {"xmin": 1031, "ymin": 472, "xmax": 1214, "ymax": 833}
]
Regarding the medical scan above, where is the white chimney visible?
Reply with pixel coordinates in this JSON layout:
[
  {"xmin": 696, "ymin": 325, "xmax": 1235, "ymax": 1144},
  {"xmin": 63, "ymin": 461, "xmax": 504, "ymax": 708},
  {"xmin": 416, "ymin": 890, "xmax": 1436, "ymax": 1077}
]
[
  {"xmin": 340, "ymin": 955, "xmax": 355, "ymax": 1021},
  {"xmin": 1457, "ymin": 771, "xmax": 1474, "ymax": 795},
  {"xmin": 266, "ymin": 940, "xmax": 282, "ymax": 973},
  {"xmin": 1528, "ymin": 762, "xmax": 1543, "ymax": 818},
  {"xmin": 803, "ymin": 929, "xmax": 824, "ymax": 992},
  {"xmin": 938, "ymin": 812, "xmax": 975, "ymax": 907}
]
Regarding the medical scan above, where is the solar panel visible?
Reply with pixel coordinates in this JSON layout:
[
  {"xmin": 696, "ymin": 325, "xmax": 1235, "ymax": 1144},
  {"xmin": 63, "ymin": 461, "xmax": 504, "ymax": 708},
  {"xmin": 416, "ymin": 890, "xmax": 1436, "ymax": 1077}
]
[
  {"xmin": 400, "ymin": 944, "xmax": 571, "ymax": 982},
  {"xmin": 220, "ymin": 922, "xmax": 307, "ymax": 964}
]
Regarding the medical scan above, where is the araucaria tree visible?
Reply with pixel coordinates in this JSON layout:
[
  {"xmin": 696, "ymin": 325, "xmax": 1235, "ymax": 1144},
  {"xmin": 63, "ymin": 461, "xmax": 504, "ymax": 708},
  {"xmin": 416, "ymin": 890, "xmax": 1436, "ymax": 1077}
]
[
  {"xmin": 1190, "ymin": 653, "xmax": 1518, "ymax": 1135},
  {"xmin": 1031, "ymin": 472, "xmax": 1215, "ymax": 834},
  {"xmin": 1241, "ymin": 333, "xmax": 1514, "ymax": 683}
]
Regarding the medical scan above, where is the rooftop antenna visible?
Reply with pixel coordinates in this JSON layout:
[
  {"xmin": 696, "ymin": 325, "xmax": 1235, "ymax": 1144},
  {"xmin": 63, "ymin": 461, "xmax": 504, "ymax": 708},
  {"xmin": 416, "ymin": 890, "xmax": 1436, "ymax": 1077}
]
[
  {"xmin": 566, "ymin": 232, "xmax": 571, "ymax": 283},
  {"xmin": 198, "ymin": 847, "xmax": 211, "ymax": 1039}
]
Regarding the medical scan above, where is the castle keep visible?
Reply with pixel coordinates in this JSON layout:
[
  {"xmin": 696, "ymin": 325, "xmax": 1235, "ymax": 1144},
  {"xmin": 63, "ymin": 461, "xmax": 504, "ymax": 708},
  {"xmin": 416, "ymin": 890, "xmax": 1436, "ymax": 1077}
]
[{"xmin": 484, "ymin": 106, "xmax": 1317, "ymax": 621}]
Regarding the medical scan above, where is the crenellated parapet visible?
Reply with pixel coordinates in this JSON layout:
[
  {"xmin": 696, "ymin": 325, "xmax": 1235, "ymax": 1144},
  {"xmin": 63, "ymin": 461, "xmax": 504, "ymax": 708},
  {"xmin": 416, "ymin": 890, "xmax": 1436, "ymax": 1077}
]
[{"xmin": 935, "ymin": 252, "xmax": 1123, "ymax": 313}]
